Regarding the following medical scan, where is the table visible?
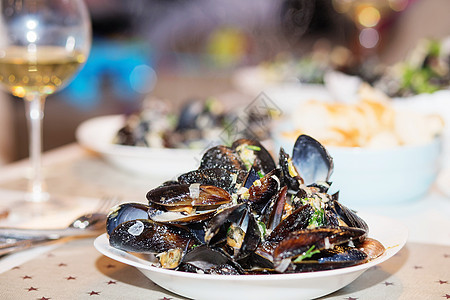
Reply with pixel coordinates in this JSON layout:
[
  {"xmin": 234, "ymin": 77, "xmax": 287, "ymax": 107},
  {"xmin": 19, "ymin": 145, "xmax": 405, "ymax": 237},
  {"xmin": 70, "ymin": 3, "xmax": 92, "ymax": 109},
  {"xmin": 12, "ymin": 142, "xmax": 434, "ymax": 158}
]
[{"xmin": 0, "ymin": 144, "xmax": 449, "ymax": 299}]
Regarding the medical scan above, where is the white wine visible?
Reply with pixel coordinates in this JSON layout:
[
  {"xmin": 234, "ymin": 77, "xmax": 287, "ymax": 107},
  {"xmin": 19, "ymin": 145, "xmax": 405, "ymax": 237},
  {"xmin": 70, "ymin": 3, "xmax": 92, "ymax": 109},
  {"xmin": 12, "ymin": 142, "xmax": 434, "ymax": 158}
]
[{"xmin": 0, "ymin": 46, "xmax": 86, "ymax": 98}]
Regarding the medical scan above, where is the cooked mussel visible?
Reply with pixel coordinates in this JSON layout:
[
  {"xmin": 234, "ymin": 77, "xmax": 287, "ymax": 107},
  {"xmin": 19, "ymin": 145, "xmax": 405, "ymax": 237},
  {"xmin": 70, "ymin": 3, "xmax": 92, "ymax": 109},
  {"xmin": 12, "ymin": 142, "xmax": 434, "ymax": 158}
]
[
  {"xmin": 109, "ymin": 219, "xmax": 200, "ymax": 253},
  {"xmin": 273, "ymin": 226, "xmax": 367, "ymax": 272},
  {"xmin": 106, "ymin": 203, "xmax": 150, "ymax": 236},
  {"xmin": 231, "ymin": 138, "xmax": 276, "ymax": 175},
  {"xmin": 178, "ymin": 168, "xmax": 244, "ymax": 194},
  {"xmin": 199, "ymin": 145, "xmax": 246, "ymax": 173},
  {"xmin": 146, "ymin": 184, "xmax": 231, "ymax": 208}
]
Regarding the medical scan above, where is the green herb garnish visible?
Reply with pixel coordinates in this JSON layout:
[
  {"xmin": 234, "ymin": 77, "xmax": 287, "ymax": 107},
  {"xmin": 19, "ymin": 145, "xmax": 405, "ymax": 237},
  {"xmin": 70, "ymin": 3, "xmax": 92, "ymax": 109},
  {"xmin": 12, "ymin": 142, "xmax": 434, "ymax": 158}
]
[
  {"xmin": 308, "ymin": 209, "xmax": 325, "ymax": 227},
  {"xmin": 257, "ymin": 221, "xmax": 267, "ymax": 238},
  {"xmin": 293, "ymin": 245, "xmax": 320, "ymax": 263},
  {"xmin": 246, "ymin": 145, "xmax": 261, "ymax": 151}
]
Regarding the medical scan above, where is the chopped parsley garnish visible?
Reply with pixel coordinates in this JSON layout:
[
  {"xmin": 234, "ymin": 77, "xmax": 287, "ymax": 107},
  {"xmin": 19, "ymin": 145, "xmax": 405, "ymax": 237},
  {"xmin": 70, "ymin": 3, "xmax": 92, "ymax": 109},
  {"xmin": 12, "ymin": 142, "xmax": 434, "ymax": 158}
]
[
  {"xmin": 257, "ymin": 221, "xmax": 267, "ymax": 238},
  {"xmin": 293, "ymin": 245, "xmax": 320, "ymax": 263},
  {"xmin": 257, "ymin": 171, "xmax": 264, "ymax": 178},
  {"xmin": 246, "ymin": 145, "xmax": 261, "ymax": 151},
  {"xmin": 309, "ymin": 209, "xmax": 325, "ymax": 227}
]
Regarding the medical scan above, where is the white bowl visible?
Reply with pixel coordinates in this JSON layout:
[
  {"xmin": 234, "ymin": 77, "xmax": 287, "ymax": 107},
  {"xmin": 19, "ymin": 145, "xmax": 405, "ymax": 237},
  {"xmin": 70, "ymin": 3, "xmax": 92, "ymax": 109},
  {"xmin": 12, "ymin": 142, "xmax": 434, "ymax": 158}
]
[
  {"xmin": 274, "ymin": 134, "xmax": 442, "ymax": 206},
  {"xmin": 75, "ymin": 115, "xmax": 203, "ymax": 178},
  {"xmin": 94, "ymin": 212, "xmax": 408, "ymax": 300}
]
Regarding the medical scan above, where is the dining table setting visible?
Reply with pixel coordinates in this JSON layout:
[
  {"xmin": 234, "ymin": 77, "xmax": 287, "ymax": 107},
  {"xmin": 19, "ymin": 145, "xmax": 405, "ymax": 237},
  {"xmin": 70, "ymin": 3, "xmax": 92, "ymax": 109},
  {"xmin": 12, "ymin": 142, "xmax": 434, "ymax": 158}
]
[
  {"xmin": 1, "ymin": 0, "xmax": 450, "ymax": 299},
  {"xmin": 0, "ymin": 130, "xmax": 448, "ymax": 300}
]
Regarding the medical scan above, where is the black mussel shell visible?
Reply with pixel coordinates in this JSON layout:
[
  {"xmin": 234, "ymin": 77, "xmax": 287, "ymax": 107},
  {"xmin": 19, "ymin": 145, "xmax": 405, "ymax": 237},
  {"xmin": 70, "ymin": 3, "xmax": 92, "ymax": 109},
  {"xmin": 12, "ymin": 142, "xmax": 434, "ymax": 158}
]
[
  {"xmin": 330, "ymin": 201, "xmax": 369, "ymax": 232},
  {"xmin": 109, "ymin": 219, "xmax": 199, "ymax": 253},
  {"xmin": 179, "ymin": 244, "xmax": 244, "ymax": 275},
  {"xmin": 205, "ymin": 203, "xmax": 247, "ymax": 245},
  {"xmin": 273, "ymin": 226, "xmax": 367, "ymax": 272},
  {"xmin": 279, "ymin": 147, "xmax": 302, "ymax": 190},
  {"xmin": 106, "ymin": 203, "xmax": 150, "ymax": 236},
  {"xmin": 288, "ymin": 245, "xmax": 368, "ymax": 272},
  {"xmin": 260, "ymin": 186, "xmax": 288, "ymax": 231},
  {"xmin": 248, "ymin": 169, "xmax": 281, "ymax": 206},
  {"xmin": 199, "ymin": 145, "xmax": 246, "ymax": 173},
  {"xmin": 178, "ymin": 168, "xmax": 243, "ymax": 194},
  {"xmin": 243, "ymin": 167, "xmax": 260, "ymax": 189},
  {"xmin": 292, "ymin": 135, "xmax": 333, "ymax": 185},
  {"xmin": 267, "ymin": 204, "xmax": 315, "ymax": 244},
  {"xmin": 175, "ymin": 100, "xmax": 205, "ymax": 131},
  {"xmin": 232, "ymin": 138, "xmax": 276, "ymax": 175}
]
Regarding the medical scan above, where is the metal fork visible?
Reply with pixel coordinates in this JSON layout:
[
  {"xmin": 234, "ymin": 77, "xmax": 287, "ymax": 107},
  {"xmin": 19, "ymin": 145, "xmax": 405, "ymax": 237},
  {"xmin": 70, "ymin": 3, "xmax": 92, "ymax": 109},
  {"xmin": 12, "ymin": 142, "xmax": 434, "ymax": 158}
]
[{"xmin": 0, "ymin": 196, "xmax": 120, "ymax": 256}]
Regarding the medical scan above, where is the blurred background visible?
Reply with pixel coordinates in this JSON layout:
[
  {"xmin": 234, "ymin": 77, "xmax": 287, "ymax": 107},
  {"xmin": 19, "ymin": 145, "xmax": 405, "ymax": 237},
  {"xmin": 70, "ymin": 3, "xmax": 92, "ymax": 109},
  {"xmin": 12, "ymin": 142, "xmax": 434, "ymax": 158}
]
[{"xmin": 1, "ymin": 0, "xmax": 449, "ymax": 163}]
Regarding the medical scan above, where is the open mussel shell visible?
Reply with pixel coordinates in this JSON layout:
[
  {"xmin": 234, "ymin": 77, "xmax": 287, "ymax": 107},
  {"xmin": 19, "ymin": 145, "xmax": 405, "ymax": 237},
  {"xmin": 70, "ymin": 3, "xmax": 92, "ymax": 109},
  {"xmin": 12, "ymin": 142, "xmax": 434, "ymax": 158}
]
[
  {"xmin": 179, "ymin": 245, "xmax": 245, "ymax": 275},
  {"xmin": 146, "ymin": 184, "xmax": 231, "ymax": 208},
  {"xmin": 204, "ymin": 203, "xmax": 261, "ymax": 260},
  {"xmin": 273, "ymin": 226, "xmax": 367, "ymax": 272},
  {"xmin": 106, "ymin": 203, "xmax": 150, "ymax": 236},
  {"xmin": 231, "ymin": 138, "xmax": 276, "ymax": 175},
  {"xmin": 148, "ymin": 205, "xmax": 216, "ymax": 225},
  {"xmin": 292, "ymin": 135, "xmax": 334, "ymax": 185},
  {"xmin": 330, "ymin": 200, "xmax": 369, "ymax": 232},
  {"xmin": 109, "ymin": 219, "xmax": 199, "ymax": 254},
  {"xmin": 204, "ymin": 203, "xmax": 247, "ymax": 245},
  {"xmin": 260, "ymin": 186, "xmax": 288, "ymax": 231},
  {"xmin": 247, "ymin": 169, "xmax": 281, "ymax": 208},
  {"xmin": 279, "ymin": 147, "xmax": 302, "ymax": 190},
  {"xmin": 267, "ymin": 204, "xmax": 315, "ymax": 244}
]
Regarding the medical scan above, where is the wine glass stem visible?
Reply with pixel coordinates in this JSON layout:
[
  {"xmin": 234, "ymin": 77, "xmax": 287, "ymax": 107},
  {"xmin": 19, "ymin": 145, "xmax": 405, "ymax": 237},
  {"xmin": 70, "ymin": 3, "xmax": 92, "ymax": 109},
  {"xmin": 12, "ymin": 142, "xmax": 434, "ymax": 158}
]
[{"xmin": 24, "ymin": 93, "xmax": 48, "ymax": 202}]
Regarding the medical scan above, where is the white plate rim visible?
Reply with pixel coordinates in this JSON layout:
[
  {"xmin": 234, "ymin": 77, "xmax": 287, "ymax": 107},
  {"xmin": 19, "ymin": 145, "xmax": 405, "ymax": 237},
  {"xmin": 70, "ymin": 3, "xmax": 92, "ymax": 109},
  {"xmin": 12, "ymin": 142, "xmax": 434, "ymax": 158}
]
[{"xmin": 94, "ymin": 212, "xmax": 408, "ymax": 281}]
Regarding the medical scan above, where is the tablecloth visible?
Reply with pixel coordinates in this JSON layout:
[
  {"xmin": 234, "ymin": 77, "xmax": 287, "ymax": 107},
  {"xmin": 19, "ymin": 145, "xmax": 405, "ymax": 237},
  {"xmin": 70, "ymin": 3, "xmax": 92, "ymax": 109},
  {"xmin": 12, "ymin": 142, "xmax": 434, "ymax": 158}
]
[{"xmin": 0, "ymin": 237, "xmax": 448, "ymax": 300}]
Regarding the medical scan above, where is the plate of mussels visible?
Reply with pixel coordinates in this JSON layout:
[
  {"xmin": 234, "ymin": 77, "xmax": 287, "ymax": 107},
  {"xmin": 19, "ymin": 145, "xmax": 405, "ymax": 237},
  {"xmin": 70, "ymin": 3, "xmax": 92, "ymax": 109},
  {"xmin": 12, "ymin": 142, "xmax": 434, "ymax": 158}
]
[{"xmin": 95, "ymin": 135, "xmax": 408, "ymax": 300}]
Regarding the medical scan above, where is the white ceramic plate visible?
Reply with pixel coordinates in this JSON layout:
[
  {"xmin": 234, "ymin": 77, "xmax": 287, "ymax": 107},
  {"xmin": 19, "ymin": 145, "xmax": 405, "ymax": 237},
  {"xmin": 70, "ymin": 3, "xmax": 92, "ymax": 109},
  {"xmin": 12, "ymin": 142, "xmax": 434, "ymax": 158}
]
[
  {"xmin": 94, "ymin": 212, "xmax": 408, "ymax": 300},
  {"xmin": 75, "ymin": 115, "xmax": 202, "ymax": 178}
]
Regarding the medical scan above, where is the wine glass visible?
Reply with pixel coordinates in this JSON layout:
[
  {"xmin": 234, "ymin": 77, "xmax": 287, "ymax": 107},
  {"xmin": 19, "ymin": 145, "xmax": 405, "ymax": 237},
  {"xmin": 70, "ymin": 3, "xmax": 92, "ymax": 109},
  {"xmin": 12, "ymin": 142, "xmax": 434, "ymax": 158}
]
[{"xmin": 0, "ymin": 0, "xmax": 91, "ymax": 210}]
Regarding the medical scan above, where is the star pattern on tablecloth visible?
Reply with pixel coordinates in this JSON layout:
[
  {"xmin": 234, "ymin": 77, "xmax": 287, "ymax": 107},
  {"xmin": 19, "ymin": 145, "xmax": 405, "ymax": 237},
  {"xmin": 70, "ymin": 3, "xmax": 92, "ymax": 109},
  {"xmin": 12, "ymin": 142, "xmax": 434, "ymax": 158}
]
[
  {"xmin": 26, "ymin": 286, "xmax": 38, "ymax": 291},
  {"xmin": 88, "ymin": 291, "xmax": 100, "ymax": 296},
  {"xmin": 344, "ymin": 297, "xmax": 358, "ymax": 300},
  {"xmin": 58, "ymin": 263, "xmax": 67, "ymax": 267},
  {"xmin": 65, "ymin": 276, "xmax": 76, "ymax": 280},
  {"xmin": 413, "ymin": 265, "xmax": 423, "ymax": 269},
  {"xmin": 38, "ymin": 297, "xmax": 50, "ymax": 300},
  {"xmin": 444, "ymin": 254, "xmax": 450, "ymax": 258},
  {"xmin": 22, "ymin": 275, "xmax": 32, "ymax": 279},
  {"xmin": 160, "ymin": 297, "xmax": 172, "ymax": 300},
  {"xmin": 383, "ymin": 281, "xmax": 394, "ymax": 286},
  {"xmin": 106, "ymin": 280, "xmax": 116, "ymax": 285},
  {"xmin": 437, "ymin": 280, "xmax": 448, "ymax": 284},
  {"xmin": 443, "ymin": 294, "xmax": 450, "ymax": 299}
]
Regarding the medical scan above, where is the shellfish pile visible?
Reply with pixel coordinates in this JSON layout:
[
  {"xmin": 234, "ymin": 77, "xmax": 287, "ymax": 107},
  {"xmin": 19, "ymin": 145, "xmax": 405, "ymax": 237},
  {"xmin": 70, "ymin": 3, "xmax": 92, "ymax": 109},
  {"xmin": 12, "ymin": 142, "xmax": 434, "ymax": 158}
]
[{"xmin": 106, "ymin": 135, "xmax": 385, "ymax": 274}]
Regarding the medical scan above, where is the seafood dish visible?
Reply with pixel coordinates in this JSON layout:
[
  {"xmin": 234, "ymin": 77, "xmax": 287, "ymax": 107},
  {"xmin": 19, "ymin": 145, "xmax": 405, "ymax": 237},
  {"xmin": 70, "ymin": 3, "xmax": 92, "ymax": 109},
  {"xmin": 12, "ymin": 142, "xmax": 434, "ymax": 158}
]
[
  {"xmin": 114, "ymin": 98, "xmax": 271, "ymax": 150},
  {"xmin": 279, "ymin": 92, "xmax": 444, "ymax": 149},
  {"xmin": 106, "ymin": 134, "xmax": 385, "ymax": 274}
]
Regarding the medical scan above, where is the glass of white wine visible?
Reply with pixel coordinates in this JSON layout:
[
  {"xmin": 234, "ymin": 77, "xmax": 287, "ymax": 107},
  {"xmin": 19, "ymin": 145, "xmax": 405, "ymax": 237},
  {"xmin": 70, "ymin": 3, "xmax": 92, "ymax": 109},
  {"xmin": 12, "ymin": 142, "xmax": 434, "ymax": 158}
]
[{"xmin": 0, "ymin": 0, "xmax": 91, "ymax": 209}]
